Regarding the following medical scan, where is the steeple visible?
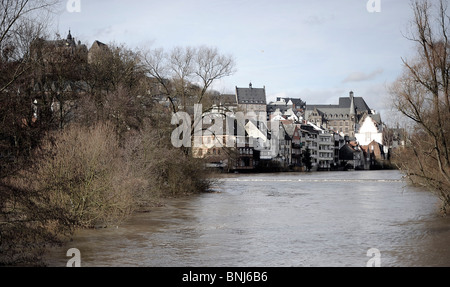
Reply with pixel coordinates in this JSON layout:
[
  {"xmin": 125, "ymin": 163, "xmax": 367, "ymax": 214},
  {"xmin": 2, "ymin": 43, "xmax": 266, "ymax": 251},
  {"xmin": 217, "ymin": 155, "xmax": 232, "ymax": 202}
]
[
  {"xmin": 65, "ymin": 29, "xmax": 76, "ymax": 47},
  {"xmin": 349, "ymin": 91, "xmax": 356, "ymax": 116}
]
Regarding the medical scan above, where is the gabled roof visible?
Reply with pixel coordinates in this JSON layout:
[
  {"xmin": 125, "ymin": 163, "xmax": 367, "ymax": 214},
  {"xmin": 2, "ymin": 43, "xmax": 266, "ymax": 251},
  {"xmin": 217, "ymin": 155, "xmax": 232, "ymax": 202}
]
[
  {"xmin": 236, "ymin": 84, "xmax": 266, "ymax": 105},
  {"xmin": 89, "ymin": 40, "xmax": 108, "ymax": 50},
  {"xmin": 283, "ymin": 123, "xmax": 296, "ymax": 138}
]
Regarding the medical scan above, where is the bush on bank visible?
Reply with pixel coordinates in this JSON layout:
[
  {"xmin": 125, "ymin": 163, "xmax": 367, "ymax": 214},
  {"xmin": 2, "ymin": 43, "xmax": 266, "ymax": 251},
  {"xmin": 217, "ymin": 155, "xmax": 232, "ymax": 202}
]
[{"xmin": 0, "ymin": 121, "xmax": 213, "ymax": 265}]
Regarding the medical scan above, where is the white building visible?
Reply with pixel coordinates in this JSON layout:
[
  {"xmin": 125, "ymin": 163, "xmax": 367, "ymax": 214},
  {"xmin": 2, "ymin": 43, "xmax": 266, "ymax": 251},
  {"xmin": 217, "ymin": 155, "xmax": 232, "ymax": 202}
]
[
  {"xmin": 318, "ymin": 133, "xmax": 334, "ymax": 169},
  {"xmin": 355, "ymin": 114, "xmax": 383, "ymax": 146}
]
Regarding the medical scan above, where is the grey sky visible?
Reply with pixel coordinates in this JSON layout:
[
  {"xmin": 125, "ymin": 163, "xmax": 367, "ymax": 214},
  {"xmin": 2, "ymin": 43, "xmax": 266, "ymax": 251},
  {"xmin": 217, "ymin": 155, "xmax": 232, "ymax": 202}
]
[{"xmin": 55, "ymin": 0, "xmax": 418, "ymax": 120}]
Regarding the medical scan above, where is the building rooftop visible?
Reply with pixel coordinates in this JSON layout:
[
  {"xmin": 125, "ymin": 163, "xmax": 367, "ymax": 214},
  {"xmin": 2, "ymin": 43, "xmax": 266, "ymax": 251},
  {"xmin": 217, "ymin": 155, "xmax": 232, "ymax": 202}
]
[
  {"xmin": 236, "ymin": 83, "xmax": 266, "ymax": 105},
  {"xmin": 306, "ymin": 92, "xmax": 372, "ymax": 116}
]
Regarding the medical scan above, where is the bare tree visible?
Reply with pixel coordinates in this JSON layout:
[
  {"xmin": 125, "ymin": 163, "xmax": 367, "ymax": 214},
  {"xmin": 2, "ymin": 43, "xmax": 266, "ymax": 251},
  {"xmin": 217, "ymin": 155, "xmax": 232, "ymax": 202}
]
[
  {"xmin": 391, "ymin": 0, "xmax": 450, "ymax": 214},
  {"xmin": 195, "ymin": 45, "xmax": 236, "ymax": 104},
  {"xmin": 0, "ymin": 0, "xmax": 58, "ymax": 93},
  {"xmin": 142, "ymin": 45, "xmax": 236, "ymax": 113}
]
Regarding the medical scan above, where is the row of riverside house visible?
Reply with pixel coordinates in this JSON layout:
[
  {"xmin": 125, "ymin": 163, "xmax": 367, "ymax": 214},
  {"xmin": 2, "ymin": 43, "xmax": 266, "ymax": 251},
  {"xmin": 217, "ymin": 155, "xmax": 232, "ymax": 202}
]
[{"xmin": 192, "ymin": 83, "xmax": 404, "ymax": 173}]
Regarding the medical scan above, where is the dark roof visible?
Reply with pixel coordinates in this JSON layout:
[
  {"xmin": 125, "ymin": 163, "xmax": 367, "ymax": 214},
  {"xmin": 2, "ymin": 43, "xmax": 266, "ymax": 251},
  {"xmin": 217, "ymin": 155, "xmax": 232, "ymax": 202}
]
[
  {"xmin": 300, "ymin": 124, "xmax": 319, "ymax": 134},
  {"xmin": 370, "ymin": 113, "xmax": 382, "ymax": 125},
  {"xmin": 339, "ymin": 97, "xmax": 371, "ymax": 114},
  {"xmin": 306, "ymin": 95, "xmax": 371, "ymax": 115},
  {"xmin": 276, "ymin": 97, "xmax": 306, "ymax": 108},
  {"xmin": 219, "ymin": 93, "xmax": 237, "ymax": 106},
  {"xmin": 236, "ymin": 85, "xmax": 266, "ymax": 105},
  {"xmin": 314, "ymin": 107, "xmax": 350, "ymax": 119},
  {"xmin": 339, "ymin": 144, "xmax": 359, "ymax": 160},
  {"xmin": 267, "ymin": 97, "xmax": 306, "ymax": 114},
  {"xmin": 267, "ymin": 104, "xmax": 290, "ymax": 113}
]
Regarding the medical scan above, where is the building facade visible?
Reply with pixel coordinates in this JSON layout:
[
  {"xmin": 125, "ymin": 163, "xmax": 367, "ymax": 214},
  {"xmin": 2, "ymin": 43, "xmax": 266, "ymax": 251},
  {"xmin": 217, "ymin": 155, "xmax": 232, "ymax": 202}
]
[
  {"xmin": 355, "ymin": 114, "xmax": 384, "ymax": 146},
  {"xmin": 305, "ymin": 91, "xmax": 375, "ymax": 138},
  {"xmin": 235, "ymin": 83, "xmax": 267, "ymax": 114}
]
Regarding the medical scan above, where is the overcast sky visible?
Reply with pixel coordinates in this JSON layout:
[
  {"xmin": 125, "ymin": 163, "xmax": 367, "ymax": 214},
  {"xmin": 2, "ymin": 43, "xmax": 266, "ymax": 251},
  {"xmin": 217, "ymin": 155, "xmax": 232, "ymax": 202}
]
[{"xmin": 54, "ymin": 0, "xmax": 418, "ymax": 120}]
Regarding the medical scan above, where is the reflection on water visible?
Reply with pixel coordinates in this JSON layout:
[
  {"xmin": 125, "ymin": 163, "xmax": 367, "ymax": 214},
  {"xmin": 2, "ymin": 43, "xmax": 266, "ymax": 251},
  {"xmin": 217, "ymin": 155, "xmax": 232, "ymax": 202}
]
[{"xmin": 46, "ymin": 170, "xmax": 450, "ymax": 267}]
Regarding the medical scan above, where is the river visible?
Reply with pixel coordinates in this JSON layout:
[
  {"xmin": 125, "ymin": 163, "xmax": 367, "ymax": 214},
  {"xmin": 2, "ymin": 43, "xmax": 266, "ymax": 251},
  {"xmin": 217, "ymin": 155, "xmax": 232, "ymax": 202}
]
[{"xmin": 45, "ymin": 170, "xmax": 450, "ymax": 267}]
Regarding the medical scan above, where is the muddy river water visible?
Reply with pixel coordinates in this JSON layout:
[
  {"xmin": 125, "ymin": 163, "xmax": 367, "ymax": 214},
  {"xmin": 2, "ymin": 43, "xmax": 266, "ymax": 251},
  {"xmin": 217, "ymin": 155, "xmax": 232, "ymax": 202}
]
[{"xmin": 46, "ymin": 170, "xmax": 450, "ymax": 267}]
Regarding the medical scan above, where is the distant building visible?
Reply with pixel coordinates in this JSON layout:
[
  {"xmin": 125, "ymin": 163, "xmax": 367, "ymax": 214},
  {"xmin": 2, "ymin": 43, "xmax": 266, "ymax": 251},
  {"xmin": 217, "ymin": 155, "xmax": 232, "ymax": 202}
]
[
  {"xmin": 361, "ymin": 140, "xmax": 387, "ymax": 169},
  {"xmin": 384, "ymin": 127, "xmax": 407, "ymax": 149},
  {"xmin": 31, "ymin": 30, "xmax": 88, "ymax": 65},
  {"xmin": 300, "ymin": 123, "xmax": 319, "ymax": 170},
  {"xmin": 88, "ymin": 40, "xmax": 109, "ymax": 64},
  {"xmin": 235, "ymin": 83, "xmax": 267, "ymax": 114},
  {"xmin": 339, "ymin": 141, "xmax": 365, "ymax": 170},
  {"xmin": 29, "ymin": 31, "xmax": 89, "ymax": 127},
  {"xmin": 305, "ymin": 91, "xmax": 374, "ymax": 138},
  {"xmin": 355, "ymin": 114, "xmax": 384, "ymax": 146},
  {"xmin": 317, "ymin": 132, "xmax": 334, "ymax": 170},
  {"xmin": 209, "ymin": 93, "xmax": 238, "ymax": 113},
  {"xmin": 283, "ymin": 123, "xmax": 302, "ymax": 167},
  {"xmin": 267, "ymin": 97, "xmax": 306, "ymax": 121}
]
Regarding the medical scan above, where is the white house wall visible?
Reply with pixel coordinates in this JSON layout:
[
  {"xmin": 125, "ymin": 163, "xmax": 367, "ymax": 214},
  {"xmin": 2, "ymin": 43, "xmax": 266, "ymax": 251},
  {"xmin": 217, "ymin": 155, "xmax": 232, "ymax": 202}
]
[{"xmin": 355, "ymin": 116, "xmax": 383, "ymax": 146}]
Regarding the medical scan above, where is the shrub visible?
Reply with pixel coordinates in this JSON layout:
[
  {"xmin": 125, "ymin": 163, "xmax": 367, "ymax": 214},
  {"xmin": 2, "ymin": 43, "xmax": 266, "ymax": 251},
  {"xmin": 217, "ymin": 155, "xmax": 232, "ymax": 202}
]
[
  {"xmin": 33, "ymin": 122, "xmax": 135, "ymax": 228},
  {"xmin": 124, "ymin": 120, "xmax": 213, "ymax": 205}
]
